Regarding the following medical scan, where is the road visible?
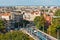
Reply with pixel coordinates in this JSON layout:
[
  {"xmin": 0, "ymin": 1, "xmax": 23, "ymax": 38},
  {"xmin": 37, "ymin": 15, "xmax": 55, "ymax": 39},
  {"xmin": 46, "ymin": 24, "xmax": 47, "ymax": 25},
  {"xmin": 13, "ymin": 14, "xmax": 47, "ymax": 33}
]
[{"xmin": 20, "ymin": 25, "xmax": 58, "ymax": 40}]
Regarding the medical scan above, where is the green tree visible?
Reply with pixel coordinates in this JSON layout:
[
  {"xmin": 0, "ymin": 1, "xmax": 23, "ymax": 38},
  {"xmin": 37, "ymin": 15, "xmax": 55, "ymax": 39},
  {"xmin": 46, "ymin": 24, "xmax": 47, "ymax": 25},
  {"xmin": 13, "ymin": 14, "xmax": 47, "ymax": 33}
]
[
  {"xmin": 47, "ymin": 23, "xmax": 57, "ymax": 37},
  {"xmin": 34, "ymin": 16, "xmax": 45, "ymax": 30},
  {"xmin": 0, "ymin": 31, "xmax": 34, "ymax": 40},
  {"xmin": 55, "ymin": 9, "xmax": 60, "ymax": 16},
  {"xmin": 0, "ymin": 20, "xmax": 5, "ymax": 30},
  {"xmin": 47, "ymin": 18, "xmax": 60, "ymax": 38},
  {"xmin": 22, "ymin": 20, "xmax": 30, "ymax": 27}
]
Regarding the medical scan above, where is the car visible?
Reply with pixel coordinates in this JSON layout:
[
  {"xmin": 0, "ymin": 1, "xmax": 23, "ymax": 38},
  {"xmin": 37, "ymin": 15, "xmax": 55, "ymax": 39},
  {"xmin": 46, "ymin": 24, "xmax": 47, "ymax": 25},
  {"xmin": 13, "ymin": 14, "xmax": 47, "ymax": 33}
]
[{"xmin": 34, "ymin": 30, "xmax": 37, "ymax": 33}]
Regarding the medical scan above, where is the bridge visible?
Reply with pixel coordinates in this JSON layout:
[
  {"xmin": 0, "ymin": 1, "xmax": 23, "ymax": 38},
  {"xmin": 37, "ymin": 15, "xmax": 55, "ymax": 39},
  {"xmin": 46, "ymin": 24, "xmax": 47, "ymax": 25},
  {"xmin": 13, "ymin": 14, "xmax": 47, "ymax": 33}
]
[{"xmin": 20, "ymin": 27, "xmax": 58, "ymax": 40}]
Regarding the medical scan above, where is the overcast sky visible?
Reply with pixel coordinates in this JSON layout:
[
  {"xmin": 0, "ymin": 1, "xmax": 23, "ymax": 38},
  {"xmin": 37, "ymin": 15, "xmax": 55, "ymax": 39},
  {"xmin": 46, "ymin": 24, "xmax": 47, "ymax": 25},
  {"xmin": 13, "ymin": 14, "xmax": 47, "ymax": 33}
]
[{"xmin": 0, "ymin": 0, "xmax": 60, "ymax": 6}]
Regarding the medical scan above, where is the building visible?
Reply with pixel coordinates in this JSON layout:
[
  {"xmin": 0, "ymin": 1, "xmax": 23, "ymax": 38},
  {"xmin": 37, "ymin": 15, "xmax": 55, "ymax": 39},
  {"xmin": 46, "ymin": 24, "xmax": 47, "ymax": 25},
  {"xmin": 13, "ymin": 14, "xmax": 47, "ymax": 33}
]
[
  {"xmin": 0, "ymin": 12, "xmax": 12, "ymax": 28},
  {"xmin": 0, "ymin": 12, "xmax": 11, "ymax": 20},
  {"xmin": 23, "ymin": 10, "xmax": 41, "ymax": 21}
]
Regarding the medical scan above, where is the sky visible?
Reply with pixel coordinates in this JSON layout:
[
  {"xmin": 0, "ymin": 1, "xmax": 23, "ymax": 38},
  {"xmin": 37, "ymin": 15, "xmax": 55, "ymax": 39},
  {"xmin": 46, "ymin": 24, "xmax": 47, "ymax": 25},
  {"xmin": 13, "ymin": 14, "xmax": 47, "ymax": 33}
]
[{"xmin": 0, "ymin": 0, "xmax": 60, "ymax": 6}]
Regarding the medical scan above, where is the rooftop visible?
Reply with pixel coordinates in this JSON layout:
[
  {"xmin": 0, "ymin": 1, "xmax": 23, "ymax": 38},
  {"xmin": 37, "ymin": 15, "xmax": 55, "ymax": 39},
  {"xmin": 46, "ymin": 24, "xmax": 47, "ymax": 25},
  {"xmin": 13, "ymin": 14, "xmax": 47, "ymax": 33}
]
[{"xmin": 0, "ymin": 12, "xmax": 11, "ymax": 16}]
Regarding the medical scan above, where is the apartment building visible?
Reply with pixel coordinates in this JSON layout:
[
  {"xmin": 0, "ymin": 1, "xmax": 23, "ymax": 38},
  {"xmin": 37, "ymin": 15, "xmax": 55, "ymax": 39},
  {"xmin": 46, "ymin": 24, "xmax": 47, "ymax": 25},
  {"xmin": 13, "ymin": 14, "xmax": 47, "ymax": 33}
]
[
  {"xmin": 0, "ymin": 12, "xmax": 11, "ymax": 20},
  {"xmin": 23, "ymin": 10, "xmax": 41, "ymax": 21}
]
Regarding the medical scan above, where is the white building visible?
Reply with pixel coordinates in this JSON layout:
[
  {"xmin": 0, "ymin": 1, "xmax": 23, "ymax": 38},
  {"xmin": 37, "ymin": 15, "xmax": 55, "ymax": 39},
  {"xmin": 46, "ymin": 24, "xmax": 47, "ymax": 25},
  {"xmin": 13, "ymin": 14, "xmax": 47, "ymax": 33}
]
[
  {"xmin": 0, "ymin": 12, "xmax": 11, "ymax": 20},
  {"xmin": 23, "ymin": 10, "xmax": 41, "ymax": 21}
]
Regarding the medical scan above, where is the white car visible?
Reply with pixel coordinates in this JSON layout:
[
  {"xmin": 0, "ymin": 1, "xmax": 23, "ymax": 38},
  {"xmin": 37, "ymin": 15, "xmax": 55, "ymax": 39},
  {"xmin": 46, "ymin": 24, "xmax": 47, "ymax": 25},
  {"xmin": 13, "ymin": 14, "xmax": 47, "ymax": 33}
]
[{"xmin": 34, "ymin": 30, "xmax": 37, "ymax": 33}]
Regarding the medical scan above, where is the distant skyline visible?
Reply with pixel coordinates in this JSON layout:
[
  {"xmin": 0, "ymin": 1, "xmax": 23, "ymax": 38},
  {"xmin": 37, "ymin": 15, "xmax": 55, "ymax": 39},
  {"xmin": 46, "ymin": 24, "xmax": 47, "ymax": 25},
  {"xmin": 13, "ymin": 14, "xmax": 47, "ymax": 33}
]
[{"xmin": 0, "ymin": 0, "xmax": 60, "ymax": 6}]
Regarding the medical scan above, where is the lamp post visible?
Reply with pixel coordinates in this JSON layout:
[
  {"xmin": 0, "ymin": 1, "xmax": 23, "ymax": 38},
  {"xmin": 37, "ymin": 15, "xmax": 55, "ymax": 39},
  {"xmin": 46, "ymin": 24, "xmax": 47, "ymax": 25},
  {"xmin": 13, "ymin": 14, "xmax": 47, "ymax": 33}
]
[
  {"xmin": 57, "ymin": 28, "xmax": 59, "ymax": 40},
  {"xmin": 43, "ymin": 25, "xmax": 44, "ymax": 32},
  {"xmin": 43, "ymin": 9, "xmax": 45, "ymax": 32}
]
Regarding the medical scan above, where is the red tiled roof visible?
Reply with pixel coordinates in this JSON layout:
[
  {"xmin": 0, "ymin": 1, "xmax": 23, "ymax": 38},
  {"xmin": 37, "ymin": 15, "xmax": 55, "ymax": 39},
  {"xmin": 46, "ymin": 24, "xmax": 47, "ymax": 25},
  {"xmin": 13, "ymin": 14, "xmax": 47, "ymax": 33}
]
[
  {"xmin": 31, "ymin": 11, "xmax": 39, "ymax": 15},
  {"xmin": 43, "ymin": 13, "xmax": 52, "ymax": 22},
  {"xmin": 0, "ymin": 12, "xmax": 11, "ymax": 16}
]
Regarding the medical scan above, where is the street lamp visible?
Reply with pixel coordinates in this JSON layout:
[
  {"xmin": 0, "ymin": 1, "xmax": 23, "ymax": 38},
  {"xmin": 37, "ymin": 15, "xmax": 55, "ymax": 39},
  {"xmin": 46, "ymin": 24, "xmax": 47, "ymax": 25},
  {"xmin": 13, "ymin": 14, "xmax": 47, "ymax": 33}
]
[{"xmin": 57, "ymin": 28, "xmax": 60, "ymax": 40}]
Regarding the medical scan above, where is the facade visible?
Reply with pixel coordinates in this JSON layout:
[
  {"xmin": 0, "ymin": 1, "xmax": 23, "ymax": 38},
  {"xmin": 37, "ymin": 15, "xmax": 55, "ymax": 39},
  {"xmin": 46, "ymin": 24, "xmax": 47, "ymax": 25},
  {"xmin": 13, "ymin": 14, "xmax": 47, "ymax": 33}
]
[
  {"xmin": 0, "ymin": 12, "xmax": 12, "ymax": 28},
  {"xmin": 23, "ymin": 10, "xmax": 41, "ymax": 21},
  {"xmin": 9, "ymin": 10, "xmax": 23, "ymax": 28},
  {"xmin": 0, "ymin": 12, "xmax": 11, "ymax": 20}
]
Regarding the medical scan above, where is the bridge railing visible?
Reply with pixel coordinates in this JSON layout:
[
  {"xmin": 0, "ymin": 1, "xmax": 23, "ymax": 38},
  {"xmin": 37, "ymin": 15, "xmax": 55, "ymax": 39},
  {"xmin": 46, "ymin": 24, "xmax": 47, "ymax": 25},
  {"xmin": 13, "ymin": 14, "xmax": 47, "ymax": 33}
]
[{"xmin": 36, "ymin": 28, "xmax": 58, "ymax": 40}]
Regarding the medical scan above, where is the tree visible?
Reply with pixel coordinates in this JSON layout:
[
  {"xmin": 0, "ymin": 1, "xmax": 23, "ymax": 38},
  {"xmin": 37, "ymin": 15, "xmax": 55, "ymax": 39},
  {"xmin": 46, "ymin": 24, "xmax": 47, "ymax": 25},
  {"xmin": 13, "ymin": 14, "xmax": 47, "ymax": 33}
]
[
  {"xmin": 34, "ymin": 16, "xmax": 45, "ymax": 30},
  {"xmin": 22, "ymin": 20, "xmax": 30, "ymax": 27},
  {"xmin": 47, "ymin": 23, "xmax": 57, "ymax": 37},
  {"xmin": 0, "ymin": 31, "xmax": 34, "ymax": 40},
  {"xmin": 0, "ymin": 20, "xmax": 7, "ymax": 34},
  {"xmin": 55, "ymin": 9, "xmax": 60, "ymax": 16},
  {"xmin": 47, "ymin": 18, "xmax": 60, "ymax": 38},
  {"xmin": 0, "ymin": 20, "xmax": 5, "ymax": 30}
]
